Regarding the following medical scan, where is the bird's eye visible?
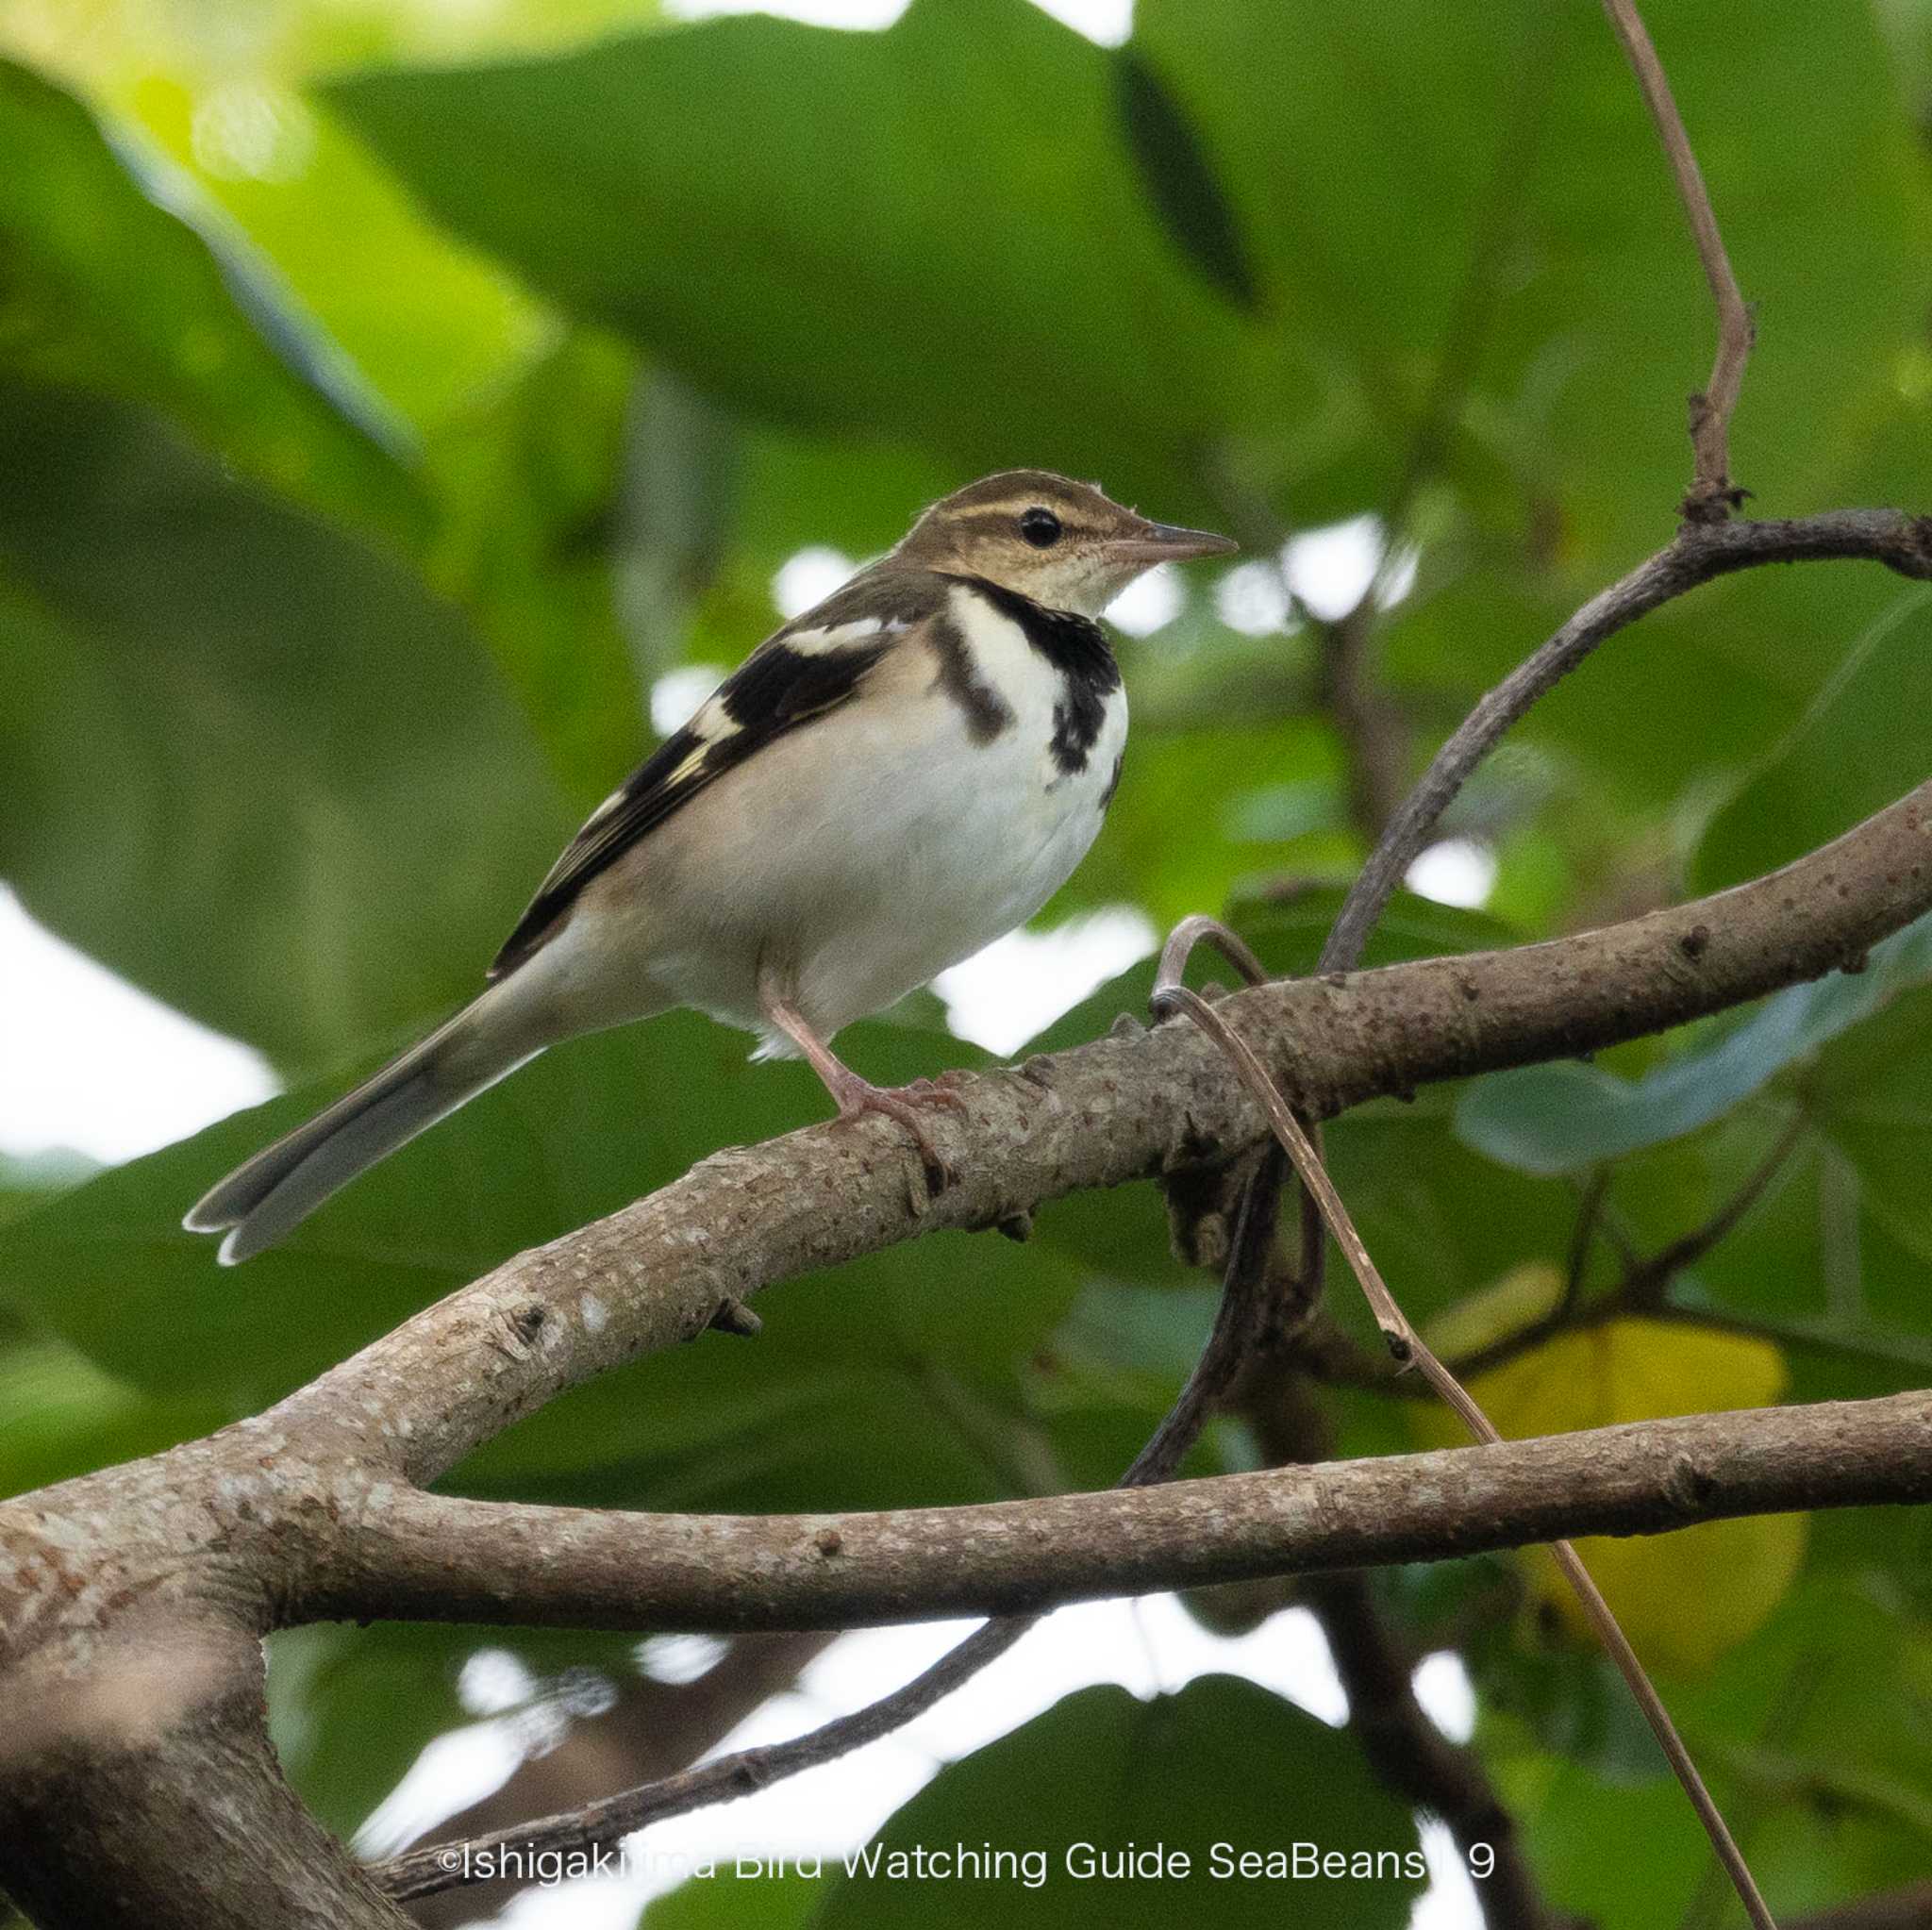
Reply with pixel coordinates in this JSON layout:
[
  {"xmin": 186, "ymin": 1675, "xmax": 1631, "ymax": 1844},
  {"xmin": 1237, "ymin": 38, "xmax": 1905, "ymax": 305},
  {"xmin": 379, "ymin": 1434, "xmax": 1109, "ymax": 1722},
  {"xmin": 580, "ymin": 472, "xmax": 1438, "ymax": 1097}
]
[{"xmin": 1019, "ymin": 507, "xmax": 1062, "ymax": 548}]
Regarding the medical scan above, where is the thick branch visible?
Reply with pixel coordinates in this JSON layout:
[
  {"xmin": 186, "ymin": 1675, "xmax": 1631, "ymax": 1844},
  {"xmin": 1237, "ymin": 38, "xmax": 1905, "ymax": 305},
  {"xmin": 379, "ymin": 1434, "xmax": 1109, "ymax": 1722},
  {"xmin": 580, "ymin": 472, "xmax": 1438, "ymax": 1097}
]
[
  {"xmin": 255, "ymin": 756, "xmax": 1932, "ymax": 1493},
  {"xmin": 308, "ymin": 1390, "xmax": 1932, "ymax": 1635},
  {"xmin": 8, "ymin": 770, "xmax": 1928, "ymax": 1689},
  {"xmin": 0, "ymin": 1612, "xmax": 404, "ymax": 1930}
]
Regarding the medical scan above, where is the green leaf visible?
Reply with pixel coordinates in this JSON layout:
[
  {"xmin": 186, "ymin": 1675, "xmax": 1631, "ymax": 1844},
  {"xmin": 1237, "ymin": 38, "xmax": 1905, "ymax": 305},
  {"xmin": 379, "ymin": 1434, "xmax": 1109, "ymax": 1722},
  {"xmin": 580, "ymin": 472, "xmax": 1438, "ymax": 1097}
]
[
  {"xmin": 1111, "ymin": 48, "xmax": 1261, "ymax": 313},
  {"xmin": 120, "ymin": 72, "xmax": 550, "ymax": 439},
  {"xmin": 1692, "ymin": 587, "xmax": 1932, "ymax": 895},
  {"xmin": 0, "ymin": 60, "xmax": 425, "ymax": 546},
  {"xmin": 1812, "ymin": 980, "xmax": 1932, "ymax": 1264},
  {"xmin": 643, "ymin": 1870, "xmax": 821, "ymax": 1930},
  {"xmin": 813, "ymin": 1677, "xmax": 1422, "ymax": 1929},
  {"xmin": 425, "ymin": 326, "xmax": 651, "ymax": 805},
  {"xmin": 0, "ymin": 1150, "xmax": 96, "ymax": 1228},
  {"xmin": 1502, "ymin": 1753, "xmax": 1708, "ymax": 1929},
  {"xmin": 0, "ymin": 377, "xmax": 568, "ymax": 1066},
  {"xmin": 1455, "ymin": 908, "xmax": 1932, "ymax": 1175},
  {"xmin": 326, "ymin": 0, "xmax": 1262, "ymax": 511},
  {"xmin": 0, "ymin": 1331, "xmax": 225, "ymax": 1500}
]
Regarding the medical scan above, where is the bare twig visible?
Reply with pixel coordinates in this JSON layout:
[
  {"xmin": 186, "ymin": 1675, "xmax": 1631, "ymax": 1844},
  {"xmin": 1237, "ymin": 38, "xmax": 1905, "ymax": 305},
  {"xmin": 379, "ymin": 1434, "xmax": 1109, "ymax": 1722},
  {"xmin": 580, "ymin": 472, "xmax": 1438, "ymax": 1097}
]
[
  {"xmin": 406, "ymin": 1633, "xmax": 832, "ymax": 1929},
  {"xmin": 1437, "ymin": 1108, "xmax": 1810, "ymax": 1386},
  {"xmin": 1562, "ymin": 1167, "xmax": 1613, "ymax": 1308},
  {"xmin": 1620, "ymin": 1109, "xmax": 1809, "ymax": 1307},
  {"xmin": 1151, "ymin": 926, "xmax": 1776, "ymax": 1929},
  {"xmin": 1599, "ymin": 0, "xmax": 1755, "ymax": 519},
  {"xmin": 1318, "ymin": 509, "xmax": 1932, "ymax": 977}
]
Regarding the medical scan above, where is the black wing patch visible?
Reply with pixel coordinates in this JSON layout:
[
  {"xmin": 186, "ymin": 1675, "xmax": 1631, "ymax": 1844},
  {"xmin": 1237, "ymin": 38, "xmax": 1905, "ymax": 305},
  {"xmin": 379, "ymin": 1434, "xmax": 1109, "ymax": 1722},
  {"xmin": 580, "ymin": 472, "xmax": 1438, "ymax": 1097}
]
[{"xmin": 488, "ymin": 626, "xmax": 899, "ymax": 978}]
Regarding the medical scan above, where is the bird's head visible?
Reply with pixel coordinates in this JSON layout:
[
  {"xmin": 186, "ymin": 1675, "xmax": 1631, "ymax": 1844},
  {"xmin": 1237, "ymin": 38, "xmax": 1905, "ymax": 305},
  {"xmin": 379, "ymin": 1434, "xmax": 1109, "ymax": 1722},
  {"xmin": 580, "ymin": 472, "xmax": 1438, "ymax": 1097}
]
[{"xmin": 892, "ymin": 469, "xmax": 1238, "ymax": 618}]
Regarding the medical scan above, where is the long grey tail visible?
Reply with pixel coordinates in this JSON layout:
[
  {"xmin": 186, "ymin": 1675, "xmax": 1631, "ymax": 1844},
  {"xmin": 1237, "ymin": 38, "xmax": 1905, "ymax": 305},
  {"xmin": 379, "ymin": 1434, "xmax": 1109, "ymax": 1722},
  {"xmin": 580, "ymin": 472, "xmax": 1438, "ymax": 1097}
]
[{"xmin": 183, "ymin": 988, "xmax": 541, "ymax": 1266}]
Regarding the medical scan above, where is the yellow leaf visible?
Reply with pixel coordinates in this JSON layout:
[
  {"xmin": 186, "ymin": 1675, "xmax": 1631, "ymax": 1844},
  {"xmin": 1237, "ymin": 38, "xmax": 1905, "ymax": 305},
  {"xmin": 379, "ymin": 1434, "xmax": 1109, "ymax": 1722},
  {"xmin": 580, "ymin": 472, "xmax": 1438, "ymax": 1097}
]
[{"xmin": 1412, "ymin": 1310, "xmax": 1806, "ymax": 1672}]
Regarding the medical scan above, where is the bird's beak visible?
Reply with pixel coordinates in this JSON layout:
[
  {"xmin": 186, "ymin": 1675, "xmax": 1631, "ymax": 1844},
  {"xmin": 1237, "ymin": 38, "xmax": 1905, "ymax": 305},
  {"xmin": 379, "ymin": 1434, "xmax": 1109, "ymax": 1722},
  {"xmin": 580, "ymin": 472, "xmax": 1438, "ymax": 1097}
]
[{"xmin": 1103, "ymin": 520, "xmax": 1241, "ymax": 565}]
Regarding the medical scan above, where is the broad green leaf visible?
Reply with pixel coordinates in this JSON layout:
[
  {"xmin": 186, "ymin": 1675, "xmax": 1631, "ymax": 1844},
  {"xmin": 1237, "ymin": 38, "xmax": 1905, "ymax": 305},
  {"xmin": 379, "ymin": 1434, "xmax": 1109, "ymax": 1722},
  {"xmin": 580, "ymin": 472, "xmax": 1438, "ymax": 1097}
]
[
  {"xmin": 1501, "ymin": 1754, "xmax": 1708, "ymax": 1930},
  {"xmin": 644, "ymin": 1870, "xmax": 820, "ymax": 1930},
  {"xmin": 0, "ymin": 378, "xmax": 568, "ymax": 1066},
  {"xmin": 327, "ymin": 0, "xmax": 1265, "ymax": 514},
  {"xmin": 120, "ymin": 74, "xmax": 551, "ymax": 437},
  {"xmin": 425, "ymin": 326, "xmax": 650, "ymax": 805},
  {"xmin": 0, "ymin": 1150, "xmax": 95, "ymax": 1228},
  {"xmin": 1812, "ymin": 980, "xmax": 1932, "ymax": 1264},
  {"xmin": 1415, "ymin": 1319, "xmax": 1805, "ymax": 1672},
  {"xmin": 1692, "ymin": 587, "xmax": 1932, "ymax": 896},
  {"xmin": 813, "ymin": 1678, "xmax": 1422, "ymax": 1930},
  {"xmin": 1455, "ymin": 907, "xmax": 1932, "ymax": 1174},
  {"xmin": 0, "ymin": 60, "xmax": 424, "ymax": 544}
]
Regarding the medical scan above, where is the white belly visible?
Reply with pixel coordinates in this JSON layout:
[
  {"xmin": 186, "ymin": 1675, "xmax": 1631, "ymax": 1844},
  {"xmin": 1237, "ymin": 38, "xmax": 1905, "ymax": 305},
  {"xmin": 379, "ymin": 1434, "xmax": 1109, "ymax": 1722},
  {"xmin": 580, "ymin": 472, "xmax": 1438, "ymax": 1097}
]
[{"xmin": 568, "ymin": 588, "xmax": 1129, "ymax": 1049}]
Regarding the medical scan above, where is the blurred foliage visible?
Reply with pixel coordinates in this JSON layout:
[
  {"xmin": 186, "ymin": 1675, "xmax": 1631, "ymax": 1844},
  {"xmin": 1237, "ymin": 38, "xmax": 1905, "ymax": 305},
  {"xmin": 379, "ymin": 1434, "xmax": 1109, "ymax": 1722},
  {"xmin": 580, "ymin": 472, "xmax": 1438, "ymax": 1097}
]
[{"xmin": 3, "ymin": 1, "xmax": 1932, "ymax": 1923}]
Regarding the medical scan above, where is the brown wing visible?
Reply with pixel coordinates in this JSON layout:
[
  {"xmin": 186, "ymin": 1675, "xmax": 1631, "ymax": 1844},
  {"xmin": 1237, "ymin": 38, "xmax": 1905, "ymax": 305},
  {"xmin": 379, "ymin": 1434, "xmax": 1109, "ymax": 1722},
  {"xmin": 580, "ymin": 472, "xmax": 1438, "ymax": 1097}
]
[{"xmin": 487, "ymin": 579, "xmax": 939, "ymax": 978}]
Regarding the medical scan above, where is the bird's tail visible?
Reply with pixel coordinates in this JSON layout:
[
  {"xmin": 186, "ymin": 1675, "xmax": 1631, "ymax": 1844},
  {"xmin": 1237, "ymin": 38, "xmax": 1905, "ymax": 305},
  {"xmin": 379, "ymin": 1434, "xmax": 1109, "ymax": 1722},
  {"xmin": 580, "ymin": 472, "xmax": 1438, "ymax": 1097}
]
[{"xmin": 184, "ymin": 985, "xmax": 542, "ymax": 1266}]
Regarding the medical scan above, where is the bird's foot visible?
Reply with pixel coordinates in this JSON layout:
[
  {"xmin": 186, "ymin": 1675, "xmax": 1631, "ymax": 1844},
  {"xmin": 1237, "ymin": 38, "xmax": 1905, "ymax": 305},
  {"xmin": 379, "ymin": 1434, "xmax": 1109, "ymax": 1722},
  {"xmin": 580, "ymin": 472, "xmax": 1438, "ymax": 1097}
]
[{"xmin": 828, "ymin": 1074, "xmax": 963, "ymax": 1192}]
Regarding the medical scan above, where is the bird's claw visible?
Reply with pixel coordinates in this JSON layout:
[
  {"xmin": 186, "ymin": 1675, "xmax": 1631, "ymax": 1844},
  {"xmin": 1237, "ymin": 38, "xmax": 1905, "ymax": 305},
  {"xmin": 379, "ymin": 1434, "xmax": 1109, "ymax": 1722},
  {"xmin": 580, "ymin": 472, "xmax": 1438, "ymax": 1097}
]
[{"xmin": 833, "ymin": 1078, "xmax": 959, "ymax": 1192}]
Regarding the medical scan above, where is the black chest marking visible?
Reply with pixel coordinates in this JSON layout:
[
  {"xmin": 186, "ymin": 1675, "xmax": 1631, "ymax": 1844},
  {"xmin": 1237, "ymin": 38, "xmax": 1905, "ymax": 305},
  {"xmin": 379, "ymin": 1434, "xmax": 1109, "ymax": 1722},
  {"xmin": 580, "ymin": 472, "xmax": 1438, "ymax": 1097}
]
[
  {"xmin": 954, "ymin": 575, "xmax": 1120, "ymax": 776},
  {"xmin": 925, "ymin": 609, "xmax": 1016, "ymax": 744}
]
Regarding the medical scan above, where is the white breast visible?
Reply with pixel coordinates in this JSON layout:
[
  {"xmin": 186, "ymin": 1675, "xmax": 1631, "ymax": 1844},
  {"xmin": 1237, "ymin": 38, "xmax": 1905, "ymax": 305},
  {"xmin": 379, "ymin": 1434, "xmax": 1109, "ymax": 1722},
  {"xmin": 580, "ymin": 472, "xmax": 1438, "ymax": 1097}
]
[{"xmin": 602, "ymin": 584, "xmax": 1129, "ymax": 1048}]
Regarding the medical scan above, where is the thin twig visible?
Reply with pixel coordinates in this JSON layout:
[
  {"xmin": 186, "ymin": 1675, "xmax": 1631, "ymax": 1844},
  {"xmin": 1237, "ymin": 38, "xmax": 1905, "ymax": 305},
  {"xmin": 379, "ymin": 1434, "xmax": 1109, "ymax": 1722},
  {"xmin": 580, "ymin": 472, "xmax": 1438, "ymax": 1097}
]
[
  {"xmin": 1562, "ymin": 1168, "xmax": 1613, "ymax": 1310},
  {"xmin": 1318, "ymin": 510, "xmax": 1932, "ymax": 978},
  {"xmin": 1599, "ymin": 0, "xmax": 1755, "ymax": 519},
  {"xmin": 1444, "ymin": 1108, "xmax": 1809, "ymax": 1385},
  {"xmin": 1150, "ymin": 924, "xmax": 1776, "ymax": 1930},
  {"xmin": 1621, "ymin": 1110, "xmax": 1809, "ymax": 1307}
]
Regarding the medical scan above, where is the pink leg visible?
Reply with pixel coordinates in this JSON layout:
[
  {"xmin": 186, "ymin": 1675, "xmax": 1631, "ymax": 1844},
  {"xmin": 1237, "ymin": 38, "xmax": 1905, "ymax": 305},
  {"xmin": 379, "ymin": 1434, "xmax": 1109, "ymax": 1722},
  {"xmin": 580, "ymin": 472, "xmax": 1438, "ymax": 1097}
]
[{"xmin": 759, "ymin": 981, "xmax": 964, "ymax": 1186}]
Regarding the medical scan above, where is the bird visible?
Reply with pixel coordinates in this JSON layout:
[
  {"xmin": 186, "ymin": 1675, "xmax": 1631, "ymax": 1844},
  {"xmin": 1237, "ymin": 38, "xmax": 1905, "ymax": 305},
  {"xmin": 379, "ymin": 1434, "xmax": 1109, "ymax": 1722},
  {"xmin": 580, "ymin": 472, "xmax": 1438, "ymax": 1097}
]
[{"xmin": 185, "ymin": 470, "xmax": 1237, "ymax": 1263}]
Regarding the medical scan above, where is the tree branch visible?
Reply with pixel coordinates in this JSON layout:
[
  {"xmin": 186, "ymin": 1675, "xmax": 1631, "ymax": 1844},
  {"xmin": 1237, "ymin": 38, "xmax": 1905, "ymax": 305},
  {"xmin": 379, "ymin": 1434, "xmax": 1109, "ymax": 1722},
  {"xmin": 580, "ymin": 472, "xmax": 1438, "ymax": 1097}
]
[
  {"xmin": 375, "ymin": 1165, "xmax": 1291, "ymax": 1903},
  {"xmin": 0, "ymin": 1613, "xmax": 406, "ymax": 1930},
  {"xmin": 362, "ymin": 1386, "xmax": 1932, "ymax": 1899},
  {"xmin": 308, "ymin": 1389, "xmax": 1932, "ymax": 1641},
  {"xmin": 9, "ymin": 758, "xmax": 1924, "ymax": 1689},
  {"xmin": 255, "ymin": 743, "xmax": 1932, "ymax": 1517},
  {"xmin": 1319, "ymin": 508, "xmax": 1932, "ymax": 975},
  {"xmin": 1599, "ymin": 0, "xmax": 1755, "ymax": 518},
  {"xmin": 403, "ymin": 1632, "xmax": 831, "ymax": 1929}
]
